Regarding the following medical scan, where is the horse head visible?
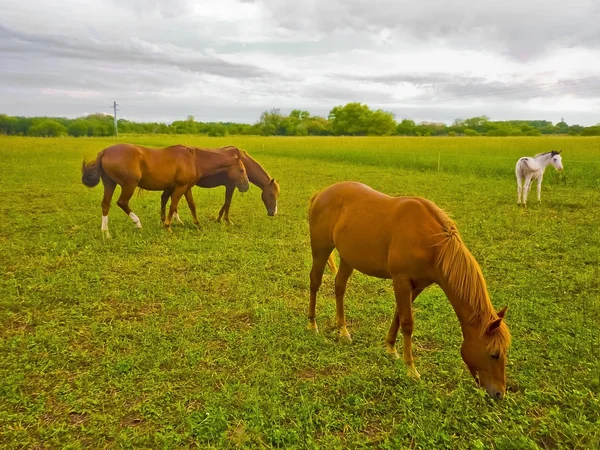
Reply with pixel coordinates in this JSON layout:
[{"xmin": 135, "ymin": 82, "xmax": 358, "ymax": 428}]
[
  {"xmin": 460, "ymin": 306, "xmax": 510, "ymax": 399},
  {"xmin": 551, "ymin": 150, "xmax": 564, "ymax": 171},
  {"xmin": 261, "ymin": 178, "xmax": 280, "ymax": 216}
]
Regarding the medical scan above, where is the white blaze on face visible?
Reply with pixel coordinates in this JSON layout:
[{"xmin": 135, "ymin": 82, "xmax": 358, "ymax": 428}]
[
  {"xmin": 129, "ymin": 212, "xmax": 142, "ymax": 228},
  {"xmin": 274, "ymin": 201, "xmax": 278, "ymax": 215}
]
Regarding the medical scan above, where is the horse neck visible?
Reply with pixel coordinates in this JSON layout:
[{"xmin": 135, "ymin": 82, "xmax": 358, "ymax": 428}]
[
  {"xmin": 436, "ymin": 237, "xmax": 496, "ymax": 338},
  {"xmin": 534, "ymin": 153, "xmax": 553, "ymax": 169},
  {"xmin": 241, "ymin": 154, "xmax": 271, "ymax": 189}
]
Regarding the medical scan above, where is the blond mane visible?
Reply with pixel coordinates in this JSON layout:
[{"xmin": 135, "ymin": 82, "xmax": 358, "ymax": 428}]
[{"xmin": 433, "ymin": 207, "xmax": 511, "ymax": 352}]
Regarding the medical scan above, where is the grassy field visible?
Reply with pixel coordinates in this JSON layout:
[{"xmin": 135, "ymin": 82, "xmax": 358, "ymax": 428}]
[{"xmin": 0, "ymin": 135, "xmax": 599, "ymax": 449}]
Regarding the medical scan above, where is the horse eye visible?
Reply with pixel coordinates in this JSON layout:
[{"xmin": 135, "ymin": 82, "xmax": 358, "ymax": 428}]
[{"xmin": 491, "ymin": 353, "xmax": 500, "ymax": 360}]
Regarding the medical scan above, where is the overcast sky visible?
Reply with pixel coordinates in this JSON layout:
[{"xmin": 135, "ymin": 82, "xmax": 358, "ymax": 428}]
[{"xmin": 1, "ymin": 0, "xmax": 600, "ymax": 125}]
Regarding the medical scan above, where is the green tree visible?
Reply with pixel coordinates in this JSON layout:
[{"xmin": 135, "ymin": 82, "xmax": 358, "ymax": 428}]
[
  {"xmin": 367, "ymin": 110, "xmax": 396, "ymax": 135},
  {"xmin": 258, "ymin": 109, "xmax": 285, "ymax": 135},
  {"xmin": 328, "ymin": 103, "xmax": 373, "ymax": 135},
  {"xmin": 29, "ymin": 119, "xmax": 67, "ymax": 137},
  {"xmin": 396, "ymin": 119, "xmax": 416, "ymax": 135},
  {"xmin": 68, "ymin": 120, "xmax": 90, "ymax": 137}
]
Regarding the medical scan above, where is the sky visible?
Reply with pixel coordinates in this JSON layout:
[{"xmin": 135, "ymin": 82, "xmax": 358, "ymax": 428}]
[{"xmin": 1, "ymin": 0, "xmax": 600, "ymax": 125}]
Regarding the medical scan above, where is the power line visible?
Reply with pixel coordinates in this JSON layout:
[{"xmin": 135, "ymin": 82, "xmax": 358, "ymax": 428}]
[{"xmin": 111, "ymin": 101, "xmax": 119, "ymax": 138}]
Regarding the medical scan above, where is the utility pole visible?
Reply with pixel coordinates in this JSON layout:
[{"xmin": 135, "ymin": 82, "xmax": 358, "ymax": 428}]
[{"xmin": 112, "ymin": 101, "xmax": 119, "ymax": 137}]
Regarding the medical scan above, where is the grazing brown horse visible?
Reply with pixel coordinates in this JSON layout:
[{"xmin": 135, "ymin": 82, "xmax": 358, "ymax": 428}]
[
  {"xmin": 82, "ymin": 143, "xmax": 249, "ymax": 237},
  {"xmin": 166, "ymin": 146, "xmax": 280, "ymax": 225},
  {"xmin": 308, "ymin": 181, "xmax": 511, "ymax": 399}
]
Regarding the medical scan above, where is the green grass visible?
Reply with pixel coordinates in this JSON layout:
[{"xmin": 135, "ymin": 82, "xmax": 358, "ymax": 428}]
[{"xmin": 0, "ymin": 135, "xmax": 599, "ymax": 449}]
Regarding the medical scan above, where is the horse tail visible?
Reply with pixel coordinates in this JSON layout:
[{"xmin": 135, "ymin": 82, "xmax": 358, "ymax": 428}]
[
  {"xmin": 307, "ymin": 190, "xmax": 320, "ymax": 215},
  {"xmin": 81, "ymin": 150, "xmax": 105, "ymax": 187}
]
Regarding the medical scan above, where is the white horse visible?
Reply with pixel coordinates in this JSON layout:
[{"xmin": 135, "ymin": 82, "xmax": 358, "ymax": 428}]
[{"xmin": 515, "ymin": 150, "xmax": 563, "ymax": 206}]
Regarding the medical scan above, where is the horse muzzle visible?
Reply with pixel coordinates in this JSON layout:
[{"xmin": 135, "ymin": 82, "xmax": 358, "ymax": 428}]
[{"xmin": 237, "ymin": 182, "xmax": 250, "ymax": 193}]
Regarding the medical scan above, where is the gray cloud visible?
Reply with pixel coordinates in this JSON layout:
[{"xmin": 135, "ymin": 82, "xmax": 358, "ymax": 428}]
[
  {"xmin": 104, "ymin": 0, "xmax": 191, "ymax": 18},
  {"xmin": 331, "ymin": 72, "xmax": 600, "ymax": 104},
  {"xmin": 0, "ymin": 24, "xmax": 269, "ymax": 80},
  {"xmin": 256, "ymin": 0, "xmax": 600, "ymax": 60}
]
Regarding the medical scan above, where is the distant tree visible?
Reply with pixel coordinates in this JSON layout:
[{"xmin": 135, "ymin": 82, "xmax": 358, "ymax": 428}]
[
  {"xmin": 396, "ymin": 119, "xmax": 416, "ymax": 136},
  {"xmin": 29, "ymin": 119, "xmax": 67, "ymax": 137},
  {"xmin": 367, "ymin": 110, "xmax": 396, "ymax": 136},
  {"xmin": 258, "ymin": 109, "xmax": 285, "ymax": 135},
  {"xmin": 207, "ymin": 123, "xmax": 227, "ymax": 137},
  {"xmin": 0, "ymin": 114, "xmax": 17, "ymax": 135},
  {"xmin": 554, "ymin": 121, "xmax": 569, "ymax": 134},
  {"xmin": 464, "ymin": 128, "xmax": 479, "ymax": 136},
  {"xmin": 328, "ymin": 103, "xmax": 373, "ymax": 135},
  {"xmin": 68, "ymin": 120, "xmax": 90, "ymax": 137},
  {"xmin": 306, "ymin": 116, "xmax": 332, "ymax": 136},
  {"xmin": 463, "ymin": 116, "xmax": 490, "ymax": 133},
  {"xmin": 581, "ymin": 126, "xmax": 600, "ymax": 136}
]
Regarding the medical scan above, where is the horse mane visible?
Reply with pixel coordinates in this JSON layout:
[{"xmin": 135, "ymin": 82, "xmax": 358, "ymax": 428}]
[
  {"xmin": 433, "ymin": 205, "xmax": 511, "ymax": 352},
  {"xmin": 222, "ymin": 146, "xmax": 276, "ymax": 188},
  {"xmin": 533, "ymin": 150, "xmax": 560, "ymax": 158}
]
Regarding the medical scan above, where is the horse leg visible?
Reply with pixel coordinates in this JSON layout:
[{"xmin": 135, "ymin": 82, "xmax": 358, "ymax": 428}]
[
  {"xmin": 164, "ymin": 185, "xmax": 187, "ymax": 231},
  {"xmin": 183, "ymin": 187, "xmax": 200, "ymax": 227},
  {"xmin": 160, "ymin": 188, "xmax": 173, "ymax": 224},
  {"xmin": 217, "ymin": 184, "xmax": 235, "ymax": 225},
  {"xmin": 537, "ymin": 175, "xmax": 544, "ymax": 203},
  {"xmin": 334, "ymin": 258, "xmax": 354, "ymax": 342},
  {"xmin": 385, "ymin": 286, "xmax": 423, "ymax": 359},
  {"xmin": 388, "ymin": 277, "xmax": 420, "ymax": 379},
  {"xmin": 100, "ymin": 176, "xmax": 116, "ymax": 239},
  {"xmin": 116, "ymin": 182, "xmax": 142, "ymax": 230},
  {"xmin": 523, "ymin": 176, "xmax": 533, "ymax": 206},
  {"xmin": 516, "ymin": 168, "xmax": 523, "ymax": 205},
  {"xmin": 308, "ymin": 249, "xmax": 332, "ymax": 333}
]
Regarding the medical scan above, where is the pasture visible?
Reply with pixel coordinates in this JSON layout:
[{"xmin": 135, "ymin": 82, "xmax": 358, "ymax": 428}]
[{"xmin": 0, "ymin": 135, "xmax": 599, "ymax": 449}]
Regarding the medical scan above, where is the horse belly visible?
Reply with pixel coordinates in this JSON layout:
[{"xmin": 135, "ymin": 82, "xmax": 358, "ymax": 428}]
[{"xmin": 334, "ymin": 225, "xmax": 393, "ymax": 279}]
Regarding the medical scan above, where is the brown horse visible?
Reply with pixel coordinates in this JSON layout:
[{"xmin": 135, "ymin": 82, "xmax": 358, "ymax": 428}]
[
  {"xmin": 308, "ymin": 181, "xmax": 511, "ymax": 399},
  {"xmin": 82, "ymin": 143, "xmax": 249, "ymax": 237},
  {"xmin": 166, "ymin": 146, "xmax": 280, "ymax": 225}
]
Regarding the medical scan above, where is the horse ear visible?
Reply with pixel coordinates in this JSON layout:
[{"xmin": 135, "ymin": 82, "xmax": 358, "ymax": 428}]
[
  {"xmin": 486, "ymin": 317, "xmax": 503, "ymax": 334},
  {"xmin": 558, "ymin": 150, "xmax": 562, "ymax": 154},
  {"xmin": 269, "ymin": 178, "xmax": 275, "ymax": 185},
  {"xmin": 234, "ymin": 148, "xmax": 242, "ymax": 159},
  {"xmin": 497, "ymin": 306, "xmax": 508, "ymax": 319}
]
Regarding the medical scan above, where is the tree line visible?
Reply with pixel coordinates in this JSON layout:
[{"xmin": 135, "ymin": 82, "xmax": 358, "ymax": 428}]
[{"xmin": 1, "ymin": 103, "xmax": 599, "ymax": 137}]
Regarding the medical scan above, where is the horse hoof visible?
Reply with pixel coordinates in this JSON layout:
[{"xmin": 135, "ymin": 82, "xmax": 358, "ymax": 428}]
[
  {"xmin": 307, "ymin": 322, "xmax": 319, "ymax": 333},
  {"xmin": 407, "ymin": 367, "xmax": 421, "ymax": 380},
  {"xmin": 339, "ymin": 329, "xmax": 352, "ymax": 343},
  {"xmin": 386, "ymin": 345, "xmax": 400, "ymax": 359}
]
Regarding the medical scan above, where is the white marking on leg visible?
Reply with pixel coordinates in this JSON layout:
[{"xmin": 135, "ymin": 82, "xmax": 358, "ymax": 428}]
[
  {"xmin": 174, "ymin": 212, "xmax": 184, "ymax": 224},
  {"xmin": 101, "ymin": 215, "xmax": 111, "ymax": 238},
  {"xmin": 129, "ymin": 212, "xmax": 142, "ymax": 229}
]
